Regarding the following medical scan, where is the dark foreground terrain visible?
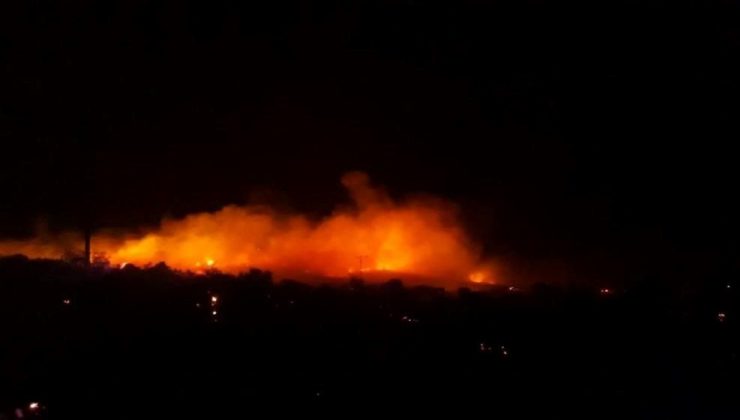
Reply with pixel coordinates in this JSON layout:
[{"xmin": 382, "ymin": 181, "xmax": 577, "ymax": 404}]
[{"xmin": 0, "ymin": 255, "xmax": 738, "ymax": 418}]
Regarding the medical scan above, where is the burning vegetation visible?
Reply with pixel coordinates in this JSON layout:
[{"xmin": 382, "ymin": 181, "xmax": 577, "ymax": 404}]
[{"xmin": 0, "ymin": 172, "xmax": 494, "ymax": 287}]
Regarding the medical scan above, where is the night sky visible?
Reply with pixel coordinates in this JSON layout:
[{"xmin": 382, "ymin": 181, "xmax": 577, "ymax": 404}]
[{"xmin": 1, "ymin": 0, "xmax": 739, "ymax": 283}]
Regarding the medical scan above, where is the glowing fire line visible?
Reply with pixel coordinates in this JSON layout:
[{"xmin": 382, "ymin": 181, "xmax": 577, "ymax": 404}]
[{"xmin": 0, "ymin": 172, "xmax": 495, "ymax": 287}]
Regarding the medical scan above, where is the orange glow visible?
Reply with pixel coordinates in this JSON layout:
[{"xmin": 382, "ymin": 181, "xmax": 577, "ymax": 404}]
[
  {"xmin": 468, "ymin": 267, "xmax": 495, "ymax": 285},
  {"xmin": 0, "ymin": 172, "xmax": 495, "ymax": 288}
]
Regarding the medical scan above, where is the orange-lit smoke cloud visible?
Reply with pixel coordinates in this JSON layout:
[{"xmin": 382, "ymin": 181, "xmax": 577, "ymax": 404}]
[{"xmin": 0, "ymin": 172, "xmax": 495, "ymax": 287}]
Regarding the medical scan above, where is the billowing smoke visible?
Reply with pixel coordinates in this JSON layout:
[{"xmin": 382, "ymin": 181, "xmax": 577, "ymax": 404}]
[{"xmin": 0, "ymin": 172, "xmax": 495, "ymax": 287}]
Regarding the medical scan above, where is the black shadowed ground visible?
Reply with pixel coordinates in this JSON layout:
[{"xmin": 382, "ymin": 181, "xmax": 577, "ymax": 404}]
[{"xmin": 0, "ymin": 256, "xmax": 738, "ymax": 418}]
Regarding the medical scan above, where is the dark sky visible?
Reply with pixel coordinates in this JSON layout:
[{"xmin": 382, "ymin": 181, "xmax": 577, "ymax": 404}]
[{"xmin": 1, "ymin": 0, "xmax": 739, "ymax": 282}]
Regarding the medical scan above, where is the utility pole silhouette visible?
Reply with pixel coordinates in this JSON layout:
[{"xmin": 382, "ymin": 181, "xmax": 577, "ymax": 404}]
[
  {"xmin": 357, "ymin": 255, "xmax": 369, "ymax": 272},
  {"xmin": 80, "ymin": 134, "xmax": 93, "ymax": 267},
  {"xmin": 84, "ymin": 224, "xmax": 92, "ymax": 266},
  {"xmin": 78, "ymin": 112, "xmax": 99, "ymax": 267}
]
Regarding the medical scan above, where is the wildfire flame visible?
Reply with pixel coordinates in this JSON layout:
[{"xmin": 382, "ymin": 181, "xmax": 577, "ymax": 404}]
[{"xmin": 0, "ymin": 172, "xmax": 495, "ymax": 287}]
